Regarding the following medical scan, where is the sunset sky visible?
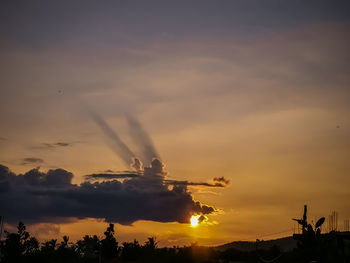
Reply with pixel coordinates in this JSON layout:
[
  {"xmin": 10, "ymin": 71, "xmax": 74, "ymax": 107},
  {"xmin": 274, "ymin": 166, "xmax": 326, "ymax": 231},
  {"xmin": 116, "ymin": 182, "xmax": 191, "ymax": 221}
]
[{"xmin": 1, "ymin": 1, "xmax": 350, "ymax": 246}]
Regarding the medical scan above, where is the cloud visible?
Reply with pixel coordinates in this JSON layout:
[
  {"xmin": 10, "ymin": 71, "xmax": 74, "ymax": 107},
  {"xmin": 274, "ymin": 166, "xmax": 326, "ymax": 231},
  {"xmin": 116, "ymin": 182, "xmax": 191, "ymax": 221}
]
[
  {"xmin": 89, "ymin": 111, "xmax": 159, "ymax": 167},
  {"xmin": 85, "ymin": 162, "xmax": 229, "ymax": 188},
  {"xmin": 0, "ymin": 159, "xmax": 216, "ymax": 225},
  {"xmin": 85, "ymin": 165, "xmax": 229, "ymax": 188},
  {"xmin": 21, "ymin": 157, "xmax": 44, "ymax": 165},
  {"xmin": 89, "ymin": 111, "xmax": 135, "ymax": 166},
  {"xmin": 55, "ymin": 142, "xmax": 70, "ymax": 147},
  {"xmin": 131, "ymin": 158, "xmax": 143, "ymax": 172},
  {"xmin": 165, "ymin": 177, "xmax": 230, "ymax": 188},
  {"xmin": 213, "ymin": 177, "xmax": 230, "ymax": 185},
  {"xmin": 198, "ymin": 215, "xmax": 208, "ymax": 223},
  {"xmin": 45, "ymin": 142, "xmax": 71, "ymax": 148},
  {"xmin": 126, "ymin": 115, "xmax": 160, "ymax": 165},
  {"xmin": 85, "ymin": 171, "xmax": 140, "ymax": 180}
]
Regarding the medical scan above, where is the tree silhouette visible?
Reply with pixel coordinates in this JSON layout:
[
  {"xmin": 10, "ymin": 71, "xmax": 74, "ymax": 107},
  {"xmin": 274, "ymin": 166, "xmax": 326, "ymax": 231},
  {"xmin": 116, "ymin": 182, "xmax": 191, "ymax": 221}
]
[
  {"xmin": 144, "ymin": 237, "xmax": 158, "ymax": 250},
  {"xmin": 101, "ymin": 223, "xmax": 119, "ymax": 260},
  {"xmin": 0, "ymin": 221, "xmax": 39, "ymax": 262},
  {"xmin": 121, "ymin": 239, "xmax": 142, "ymax": 261},
  {"xmin": 76, "ymin": 234, "xmax": 100, "ymax": 262}
]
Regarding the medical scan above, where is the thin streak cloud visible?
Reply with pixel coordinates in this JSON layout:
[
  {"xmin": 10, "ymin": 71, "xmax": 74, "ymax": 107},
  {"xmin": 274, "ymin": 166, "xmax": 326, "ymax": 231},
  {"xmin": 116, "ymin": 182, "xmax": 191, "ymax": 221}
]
[
  {"xmin": 89, "ymin": 111, "xmax": 135, "ymax": 166},
  {"xmin": 85, "ymin": 171, "xmax": 140, "ymax": 180},
  {"xmin": 21, "ymin": 157, "xmax": 44, "ymax": 165},
  {"xmin": 165, "ymin": 178, "xmax": 230, "ymax": 188},
  {"xmin": 126, "ymin": 115, "xmax": 160, "ymax": 165}
]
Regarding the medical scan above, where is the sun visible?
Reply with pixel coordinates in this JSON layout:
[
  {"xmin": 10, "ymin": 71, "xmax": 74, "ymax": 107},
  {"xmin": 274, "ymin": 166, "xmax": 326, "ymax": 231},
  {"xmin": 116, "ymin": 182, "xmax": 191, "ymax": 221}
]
[{"xmin": 190, "ymin": 215, "xmax": 199, "ymax": 227}]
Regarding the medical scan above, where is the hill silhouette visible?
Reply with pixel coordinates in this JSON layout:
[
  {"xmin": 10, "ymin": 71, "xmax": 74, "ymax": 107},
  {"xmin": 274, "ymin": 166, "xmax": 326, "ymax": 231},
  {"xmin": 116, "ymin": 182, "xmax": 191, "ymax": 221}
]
[{"xmin": 215, "ymin": 236, "xmax": 297, "ymax": 252}]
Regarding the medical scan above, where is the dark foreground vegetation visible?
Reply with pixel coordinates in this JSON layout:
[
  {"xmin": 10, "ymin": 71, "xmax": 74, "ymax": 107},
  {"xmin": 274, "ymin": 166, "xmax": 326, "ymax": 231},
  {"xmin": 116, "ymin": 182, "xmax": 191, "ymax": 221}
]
[{"xmin": 1, "ymin": 220, "xmax": 349, "ymax": 263}]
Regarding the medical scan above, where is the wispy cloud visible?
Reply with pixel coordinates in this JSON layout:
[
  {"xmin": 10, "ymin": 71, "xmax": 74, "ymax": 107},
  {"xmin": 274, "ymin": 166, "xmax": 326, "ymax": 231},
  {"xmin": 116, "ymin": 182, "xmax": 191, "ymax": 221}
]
[
  {"xmin": 165, "ymin": 178, "xmax": 230, "ymax": 188},
  {"xmin": 126, "ymin": 115, "xmax": 160, "ymax": 165},
  {"xmin": 89, "ymin": 111, "xmax": 135, "ymax": 166},
  {"xmin": 213, "ymin": 177, "xmax": 230, "ymax": 185},
  {"xmin": 41, "ymin": 142, "xmax": 72, "ymax": 148},
  {"xmin": 85, "ymin": 171, "xmax": 140, "ymax": 180},
  {"xmin": 21, "ymin": 157, "xmax": 44, "ymax": 165}
]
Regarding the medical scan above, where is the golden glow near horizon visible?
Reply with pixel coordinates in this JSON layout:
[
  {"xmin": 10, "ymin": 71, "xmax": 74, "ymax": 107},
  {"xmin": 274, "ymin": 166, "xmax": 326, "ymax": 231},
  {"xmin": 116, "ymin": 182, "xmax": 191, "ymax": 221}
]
[
  {"xmin": 190, "ymin": 215, "xmax": 199, "ymax": 227},
  {"xmin": 0, "ymin": 6, "xmax": 349, "ymax": 247}
]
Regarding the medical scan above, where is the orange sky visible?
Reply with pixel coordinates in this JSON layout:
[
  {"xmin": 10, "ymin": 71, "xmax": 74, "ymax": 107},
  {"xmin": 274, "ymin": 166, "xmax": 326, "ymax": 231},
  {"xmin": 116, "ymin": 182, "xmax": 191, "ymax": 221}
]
[{"xmin": 0, "ymin": 2, "xmax": 350, "ymax": 246}]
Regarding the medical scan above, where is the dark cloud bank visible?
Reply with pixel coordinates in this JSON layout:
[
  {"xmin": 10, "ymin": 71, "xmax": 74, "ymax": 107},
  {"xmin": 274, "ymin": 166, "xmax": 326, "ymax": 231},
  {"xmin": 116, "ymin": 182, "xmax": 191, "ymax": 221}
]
[
  {"xmin": 0, "ymin": 114, "xmax": 227, "ymax": 225},
  {"xmin": 0, "ymin": 159, "xmax": 220, "ymax": 225}
]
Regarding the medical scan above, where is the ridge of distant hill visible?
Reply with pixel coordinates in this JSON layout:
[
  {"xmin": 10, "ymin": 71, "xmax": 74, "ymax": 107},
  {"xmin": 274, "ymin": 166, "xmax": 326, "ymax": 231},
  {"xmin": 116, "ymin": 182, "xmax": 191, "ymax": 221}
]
[{"xmin": 215, "ymin": 236, "xmax": 297, "ymax": 252}]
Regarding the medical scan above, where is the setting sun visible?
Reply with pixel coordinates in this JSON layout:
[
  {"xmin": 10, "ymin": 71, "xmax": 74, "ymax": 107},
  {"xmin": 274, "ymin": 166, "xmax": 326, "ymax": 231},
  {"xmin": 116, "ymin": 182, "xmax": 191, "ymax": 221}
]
[
  {"xmin": 190, "ymin": 215, "xmax": 199, "ymax": 227},
  {"xmin": 1, "ymin": 2, "xmax": 350, "ymax": 262}
]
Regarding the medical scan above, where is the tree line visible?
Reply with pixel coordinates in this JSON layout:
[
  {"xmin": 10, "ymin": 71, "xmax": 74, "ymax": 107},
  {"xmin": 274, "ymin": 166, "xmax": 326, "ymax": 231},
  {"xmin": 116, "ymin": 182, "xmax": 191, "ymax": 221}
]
[{"xmin": 0, "ymin": 221, "xmax": 349, "ymax": 263}]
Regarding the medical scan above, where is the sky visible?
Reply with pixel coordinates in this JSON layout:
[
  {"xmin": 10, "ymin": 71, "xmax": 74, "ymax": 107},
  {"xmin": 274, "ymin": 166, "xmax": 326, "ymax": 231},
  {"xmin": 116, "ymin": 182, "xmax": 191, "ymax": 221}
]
[{"xmin": 0, "ymin": 1, "xmax": 350, "ymax": 246}]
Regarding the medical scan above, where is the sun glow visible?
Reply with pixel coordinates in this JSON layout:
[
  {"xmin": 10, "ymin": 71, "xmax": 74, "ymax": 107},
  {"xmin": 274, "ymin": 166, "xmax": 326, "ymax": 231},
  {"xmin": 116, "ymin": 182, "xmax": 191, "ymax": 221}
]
[{"xmin": 190, "ymin": 215, "xmax": 199, "ymax": 227}]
